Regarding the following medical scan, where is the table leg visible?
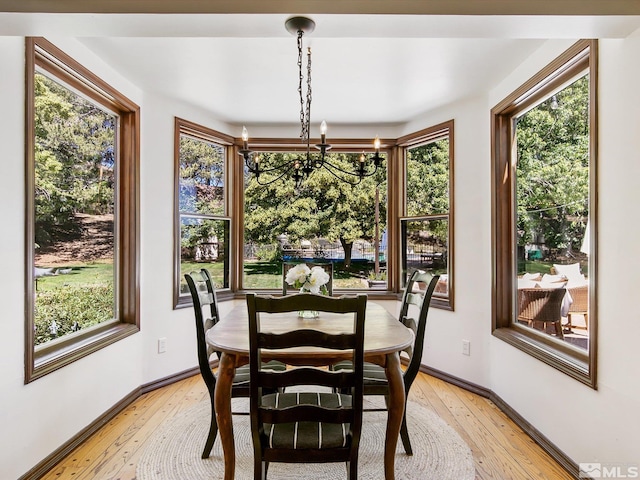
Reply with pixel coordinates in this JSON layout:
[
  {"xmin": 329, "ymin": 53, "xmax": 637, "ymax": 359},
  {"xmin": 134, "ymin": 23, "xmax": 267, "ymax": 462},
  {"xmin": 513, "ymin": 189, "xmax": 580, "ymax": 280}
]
[
  {"xmin": 215, "ymin": 352, "xmax": 236, "ymax": 480},
  {"xmin": 384, "ymin": 351, "xmax": 404, "ymax": 480}
]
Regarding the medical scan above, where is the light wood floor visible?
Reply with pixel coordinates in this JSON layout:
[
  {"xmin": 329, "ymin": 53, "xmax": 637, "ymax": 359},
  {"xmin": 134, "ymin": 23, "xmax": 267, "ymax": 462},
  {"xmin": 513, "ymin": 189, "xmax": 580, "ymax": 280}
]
[{"xmin": 40, "ymin": 371, "xmax": 572, "ymax": 480}]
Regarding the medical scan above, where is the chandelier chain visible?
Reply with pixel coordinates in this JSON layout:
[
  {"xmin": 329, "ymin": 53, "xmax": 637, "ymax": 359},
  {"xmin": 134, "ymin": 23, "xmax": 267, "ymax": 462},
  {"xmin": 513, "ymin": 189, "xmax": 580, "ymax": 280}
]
[
  {"xmin": 297, "ymin": 30, "xmax": 308, "ymax": 142},
  {"xmin": 305, "ymin": 46, "xmax": 312, "ymax": 149}
]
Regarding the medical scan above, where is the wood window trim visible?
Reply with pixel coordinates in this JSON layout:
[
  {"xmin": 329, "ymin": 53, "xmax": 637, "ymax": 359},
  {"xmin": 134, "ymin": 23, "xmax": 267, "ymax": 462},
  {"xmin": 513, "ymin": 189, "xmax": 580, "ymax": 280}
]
[
  {"xmin": 491, "ymin": 39, "xmax": 597, "ymax": 388},
  {"xmin": 173, "ymin": 117, "xmax": 233, "ymax": 308},
  {"xmin": 398, "ymin": 119, "xmax": 455, "ymax": 311},
  {"xmin": 25, "ymin": 37, "xmax": 140, "ymax": 383}
]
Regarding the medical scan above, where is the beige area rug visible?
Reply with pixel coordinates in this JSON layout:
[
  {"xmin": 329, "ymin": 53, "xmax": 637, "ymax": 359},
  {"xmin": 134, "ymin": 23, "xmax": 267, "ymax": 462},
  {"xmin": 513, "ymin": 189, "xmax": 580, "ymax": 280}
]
[{"xmin": 137, "ymin": 396, "xmax": 475, "ymax": 480}]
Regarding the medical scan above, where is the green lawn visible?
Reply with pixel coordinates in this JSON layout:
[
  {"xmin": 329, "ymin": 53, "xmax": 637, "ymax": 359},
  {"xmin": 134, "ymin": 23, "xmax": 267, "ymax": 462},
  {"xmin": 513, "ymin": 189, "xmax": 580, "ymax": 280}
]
[
  {"xmin": 35, "ymin": 260, "xmax": 113, "ymax": 290},
  {"xmin": 180, "ymin": 260, "xmax": 227, "ymax": 292},
  {"xmin": 243, "ymin": 260, "xmax": 371, "ymax": 290},
  {"xmin": 520, "ymin": 259, "xmax": 589, "ymax": 277},
  {"xmin": 36, "ymin": 258, "xmax": 377, "ymax": 293}
]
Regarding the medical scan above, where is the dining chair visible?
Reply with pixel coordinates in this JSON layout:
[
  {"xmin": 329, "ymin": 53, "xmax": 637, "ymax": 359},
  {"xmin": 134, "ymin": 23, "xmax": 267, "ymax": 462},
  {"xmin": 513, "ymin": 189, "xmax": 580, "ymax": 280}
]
[
  {"xmin": 246, "ymin": 292, "xmax": 367, "ymax": 480},
  {"xmin": 184, "ymin": 269, "xmax": 285, "ymax": 459},
  {"xmin": 282, "ymin": 261, "xmax": 334, "ymax": 295},
  {"xmin": 332, "ymin": 269, "xmax": 439, "ymax": 455}
]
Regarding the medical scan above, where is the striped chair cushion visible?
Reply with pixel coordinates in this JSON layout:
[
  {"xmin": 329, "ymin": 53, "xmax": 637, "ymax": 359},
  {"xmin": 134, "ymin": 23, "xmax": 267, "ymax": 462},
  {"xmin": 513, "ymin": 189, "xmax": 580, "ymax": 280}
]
[
  {"xmin": 332, "ymin": 360, "xmax": 387, "ymax": 385},
  {"xmin": 261, "ymin": 392, "xmax": 352, "ymax": 449},
  {"xmin": 225, "ymin": 359, "xmax": 286, "ymax": 386}
]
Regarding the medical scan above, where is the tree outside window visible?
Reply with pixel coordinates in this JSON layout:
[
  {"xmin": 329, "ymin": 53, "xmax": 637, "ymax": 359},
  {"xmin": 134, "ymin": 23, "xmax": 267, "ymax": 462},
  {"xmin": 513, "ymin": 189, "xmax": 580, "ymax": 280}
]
[{"xmin": 243, "ymin": 151, "xmax": 387, "ymax": 291}]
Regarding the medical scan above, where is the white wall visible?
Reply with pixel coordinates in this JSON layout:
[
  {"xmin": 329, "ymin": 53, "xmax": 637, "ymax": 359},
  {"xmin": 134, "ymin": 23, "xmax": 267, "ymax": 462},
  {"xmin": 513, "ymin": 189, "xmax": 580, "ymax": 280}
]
[
  {"xmin": 401, "ymin": 97, "xmax": 492, "ymax": 387},
  {"xmin": 486, "ymin": 37, "xmax": 640, "ymax": 464}
]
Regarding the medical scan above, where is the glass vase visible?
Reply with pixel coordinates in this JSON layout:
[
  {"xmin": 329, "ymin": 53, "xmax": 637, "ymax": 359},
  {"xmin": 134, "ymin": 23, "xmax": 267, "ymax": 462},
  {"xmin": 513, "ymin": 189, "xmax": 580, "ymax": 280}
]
[
  {"xmin": 298, "ymin": 287, "xmax": 319, "ymax": 319},
  {"xmin": 298, "ymin": 309, "xmax": 320, "ymax": 319}
]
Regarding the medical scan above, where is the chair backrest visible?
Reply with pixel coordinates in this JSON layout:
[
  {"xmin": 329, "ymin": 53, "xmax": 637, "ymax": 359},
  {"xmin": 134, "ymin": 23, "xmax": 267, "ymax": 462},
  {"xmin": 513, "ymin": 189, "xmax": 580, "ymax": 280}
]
[
  {"xmin": 184, "ymin": 269, "xmax": 220, "ymax": 388},
  {"xmin": 282, "ymin": 262, "xmax": 334, "ymax": 295},
  {"xmin": 568, "ymin": 284, "xmax": 589, "ymax": 313},
  {"xmin": 247, "ymin": 292, "xmax": 366, "ymax": 457},
  {"xmin": 397, "ymin": 270, "xmax": 440, "ymax": 388}
]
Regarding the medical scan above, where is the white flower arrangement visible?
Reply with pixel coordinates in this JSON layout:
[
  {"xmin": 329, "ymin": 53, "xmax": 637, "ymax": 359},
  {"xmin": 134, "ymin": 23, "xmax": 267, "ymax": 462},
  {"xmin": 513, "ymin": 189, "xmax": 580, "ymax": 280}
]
[{"xmin": 285, "ymin": 264, "xmax": 330, "ymax": 295}]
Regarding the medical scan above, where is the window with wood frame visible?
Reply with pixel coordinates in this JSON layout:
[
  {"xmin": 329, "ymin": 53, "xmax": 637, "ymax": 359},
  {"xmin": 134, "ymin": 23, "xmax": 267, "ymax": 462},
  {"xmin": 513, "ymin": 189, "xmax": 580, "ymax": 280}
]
[
  {"xmin": 25, "ymin": 37, "xmax": 140, "ymax": 383},
  {"xmin": 398, "ymin": 120, "xmax": 455, "ymax": 310},
  {"xmin": 174, "ymin": 118, "xmax": 232, "ymax": 307},
  {"xmin": 491, "ymin": 40, "xmax": 597, "ymax": 388},
  {"xmin": 240, "ymin": 145, "xmax": 388, "ymax": 293}
]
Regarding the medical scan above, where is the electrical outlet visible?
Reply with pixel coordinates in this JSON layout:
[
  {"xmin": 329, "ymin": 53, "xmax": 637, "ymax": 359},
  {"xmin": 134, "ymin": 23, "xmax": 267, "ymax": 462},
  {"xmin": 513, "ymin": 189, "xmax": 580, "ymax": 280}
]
[
  {"xmin": 158, "ymin": 337, "xmax": 167, "ymax": 354},
  {"xmin": 462, "ymin": 339, "xmax": 471, "ymax": 356}
]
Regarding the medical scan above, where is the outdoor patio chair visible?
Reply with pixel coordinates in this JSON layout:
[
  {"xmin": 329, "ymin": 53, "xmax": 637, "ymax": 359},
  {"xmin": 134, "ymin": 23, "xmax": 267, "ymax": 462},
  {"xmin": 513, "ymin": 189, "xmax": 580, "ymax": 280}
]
[
  {"xmin": 517, "ymin": 287, "xmax": 566, "ymax": 339},
  {"xmin": 184, "ymin": 269, "xmax": 285, "ymax": 459},
  {"xmin": 567, "ymin": 284, "xmax": 589, "ymax": 330},
  {"xmin": 246, "ymin": 292, "xmax": 367, "ymax": 480}
]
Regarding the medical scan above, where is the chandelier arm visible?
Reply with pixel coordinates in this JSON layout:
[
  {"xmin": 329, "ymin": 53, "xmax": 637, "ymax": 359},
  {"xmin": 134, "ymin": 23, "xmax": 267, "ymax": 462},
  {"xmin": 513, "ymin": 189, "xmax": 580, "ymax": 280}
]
[
  {"xmin": 320, "ymin": 162, "xmax": 363, "ymax": 186},
  {"xmin": 248, "ymin": 158, "xmax": 300, "ymax": 175},
  {"xmin": 251, "ymin": 167, "xmax": 297, "ymax": 186},
  {"xmin": 321, "ymin": 158, "xmax": 380, "ymax": 179}
]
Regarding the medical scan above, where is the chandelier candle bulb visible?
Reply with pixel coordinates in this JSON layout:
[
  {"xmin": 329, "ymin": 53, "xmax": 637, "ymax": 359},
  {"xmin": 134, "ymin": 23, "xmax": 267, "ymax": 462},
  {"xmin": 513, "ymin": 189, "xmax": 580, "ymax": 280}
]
[
  {"xmin": 374, "ymin": 136, "xmax": 381, "ymax": 154},
  {"xmin": 320, "ymin": 120, "xmax": 327, "ymax": 143},
  {"xmin": 242, "ymin": 126, "xmax": 249, "ymax": 150}
]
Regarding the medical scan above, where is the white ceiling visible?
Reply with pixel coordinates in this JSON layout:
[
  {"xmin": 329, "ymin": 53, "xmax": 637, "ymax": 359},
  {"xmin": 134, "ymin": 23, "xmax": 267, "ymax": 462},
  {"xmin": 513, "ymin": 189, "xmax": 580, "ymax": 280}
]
[{"xmin": 2, "ymin": 12, "xmax": 640, "ymax": 129}]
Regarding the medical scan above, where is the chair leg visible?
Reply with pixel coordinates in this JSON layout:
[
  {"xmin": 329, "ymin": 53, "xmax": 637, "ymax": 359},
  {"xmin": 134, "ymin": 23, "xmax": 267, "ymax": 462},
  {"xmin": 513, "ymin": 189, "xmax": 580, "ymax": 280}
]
[
  {"xmin": 554, "ymin": 321, "xmax": 564, "ymax": 339},
  {"xmin": 399, "ymin": 410, "xmax": 413, "ymax": 455},
  {"xmin": 566, "ymin": 313, "xmax": 574, "ymax": 331},
  {"xmin": 347, "ymin": 460, "xmax": 358, "ymax": 480},
  {"xmin": 254, "ymin": 457, "xmax": 265, "ymax": 480},
  {"xmin": 202, "ymin": 395, "xmax": 218, "ymax": 459}
]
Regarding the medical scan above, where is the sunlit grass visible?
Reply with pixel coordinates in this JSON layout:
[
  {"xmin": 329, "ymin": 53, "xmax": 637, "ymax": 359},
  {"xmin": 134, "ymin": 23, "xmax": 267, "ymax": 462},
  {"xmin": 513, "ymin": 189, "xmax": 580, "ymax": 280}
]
[
  {"xmin": 35, "ymin": 260, "xmax": 113, "ymax": 290},
  {"xmin": 243, "ymin": 260, "xmax": 372, "ymax": 290}
]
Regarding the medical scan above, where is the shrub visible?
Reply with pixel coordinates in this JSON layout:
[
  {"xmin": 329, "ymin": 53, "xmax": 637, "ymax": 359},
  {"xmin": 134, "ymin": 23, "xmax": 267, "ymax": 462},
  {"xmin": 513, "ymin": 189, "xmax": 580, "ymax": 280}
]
[{"xmin": 34, "ymin": 283, "xmax": 114, "ymax": 346}]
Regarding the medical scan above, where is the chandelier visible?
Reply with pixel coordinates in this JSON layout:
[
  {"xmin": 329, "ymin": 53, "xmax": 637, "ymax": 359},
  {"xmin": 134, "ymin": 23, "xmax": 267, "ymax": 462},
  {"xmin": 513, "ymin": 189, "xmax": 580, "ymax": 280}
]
[{"xmin": 239, "ymin": 16, "xmax": 384, "ymax": 188}]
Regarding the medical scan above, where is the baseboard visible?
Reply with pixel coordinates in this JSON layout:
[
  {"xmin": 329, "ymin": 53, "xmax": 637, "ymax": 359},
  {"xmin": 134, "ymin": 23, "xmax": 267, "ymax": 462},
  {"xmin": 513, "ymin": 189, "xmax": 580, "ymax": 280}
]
[
  {"xmin": 21, "ymin": 366, "xmax": 204, "ymax": 480},
  {"xmin": 418, "ymin": 363, "xmax": 579, "ymax": 480},
  {"xmin": 18, "ymin": 386, "xmax": 141, "ymax": 480},
  {"xmin": 417, "ymin": 363, "xmax": 492, "ymax": 398},
  {"xmin": 140, "ymin": 365, "xmax": 201, "ymax": 394}
]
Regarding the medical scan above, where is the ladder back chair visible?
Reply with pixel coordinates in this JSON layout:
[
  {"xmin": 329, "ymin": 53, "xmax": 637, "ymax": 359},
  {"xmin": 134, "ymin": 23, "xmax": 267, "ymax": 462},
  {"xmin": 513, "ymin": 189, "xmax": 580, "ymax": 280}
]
[
  {"xmin": 185, "ymin": 269, "xmax": 284, "ymax": 458},
  {"xmin": 247, "ymin": 292, "xmax": 367, "ymax": 480},
  {"xmin": 333, "ymin": 269, "xmax": 439, "ymax": 455}
]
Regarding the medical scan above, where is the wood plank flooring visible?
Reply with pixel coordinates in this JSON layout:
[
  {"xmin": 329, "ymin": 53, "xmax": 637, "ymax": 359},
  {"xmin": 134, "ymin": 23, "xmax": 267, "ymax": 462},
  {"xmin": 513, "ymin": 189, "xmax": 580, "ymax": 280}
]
[{"xmin": 40, "ymin": 371, "xmax": 573, "ymax": 480}]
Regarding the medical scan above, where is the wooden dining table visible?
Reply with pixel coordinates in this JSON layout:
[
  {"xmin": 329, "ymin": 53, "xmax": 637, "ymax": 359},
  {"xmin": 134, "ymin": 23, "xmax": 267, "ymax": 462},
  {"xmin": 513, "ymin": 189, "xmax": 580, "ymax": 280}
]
[{"xmin": 206, "ymin": 301, "xmax": 414, "ymax": 480}]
